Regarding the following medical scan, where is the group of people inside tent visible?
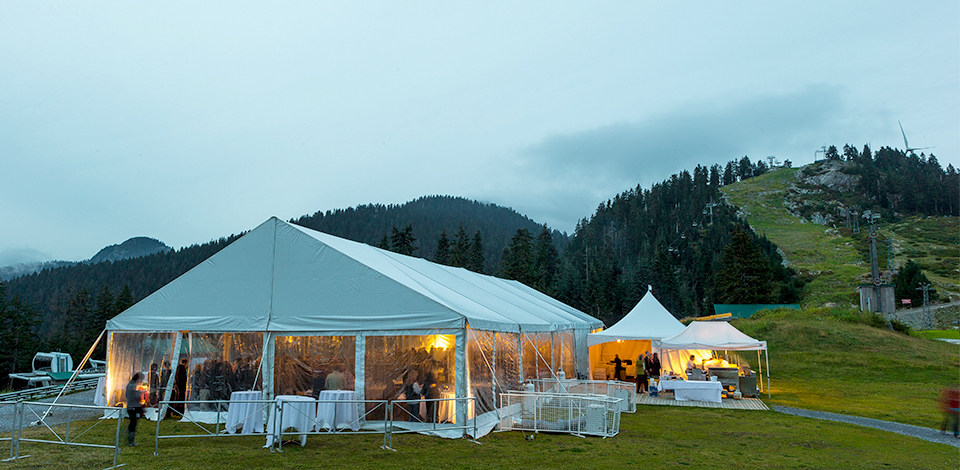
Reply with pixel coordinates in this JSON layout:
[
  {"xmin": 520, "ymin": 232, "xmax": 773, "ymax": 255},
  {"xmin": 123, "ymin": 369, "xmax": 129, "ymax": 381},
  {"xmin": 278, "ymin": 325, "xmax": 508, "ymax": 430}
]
[
  {"xmin": 634, "ymin": 352, "xmax": 661, "ymax": 393},
  {"xmin": 187, "ymin": 355, "xmax": 262, "ymax": 409}
]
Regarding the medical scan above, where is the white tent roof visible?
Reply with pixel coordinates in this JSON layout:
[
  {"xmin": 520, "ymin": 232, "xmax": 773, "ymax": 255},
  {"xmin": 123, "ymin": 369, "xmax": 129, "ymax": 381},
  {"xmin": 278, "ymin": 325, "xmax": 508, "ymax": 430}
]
[
  {"xmin": 586, "ymin": 287, "xmax": 685, "ymax": 346},
  {"xmin": 106, "ymin": 217, "xmax": 601, "ymax": 334},
  {"xmin": 658, "ymin": 320, "xmax": 767, "ymax": 351}
]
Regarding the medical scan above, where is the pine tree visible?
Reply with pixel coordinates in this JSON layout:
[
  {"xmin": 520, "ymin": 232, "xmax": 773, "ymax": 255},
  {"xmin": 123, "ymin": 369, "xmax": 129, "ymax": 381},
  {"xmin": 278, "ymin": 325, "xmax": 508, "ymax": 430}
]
[
  {"xmin": 376, "ymin": 235, "xmax": 390, "ymax": 250},
  {"xmin": 0, "ymin": 289, "xmax": 40, "ymax": 388},
  {"xmin": 895, "ymin": 260, "xmax": 938, "ymax": 305},
  {"xmin": 450, "ymin": 225, "xmax": 470, "ymax": 268},
  {"xmin": 469, "ymin": 230, "xmax": 485, "ymax": 273},
  {"xmin": 715, "ymin": 226, "xmax": 772, "ymax": 304},
  {"xmin": 89, "ymin": 286, "xmax": 114, "ymax": 358},
  {"xmin": 500, "ymin": 229, "xmax": 534, "ymax": 284},
  {"xmin": 64, "ymin": 288, "xmax": 94, "ymax": 359},
  {"xmin": 115, "ymin": 285, "xmax": 135, "ymax": 314},
  {"xmin": 434, "ymin": 228, "xmax": 451, "ymax": 265},
  {"xmin": 389, "ymin": 224, "xmax": 417, "ymax": 256},
  {"xmin": 533, "ymin": 226, "xmax": 559, "ymax": 294}
]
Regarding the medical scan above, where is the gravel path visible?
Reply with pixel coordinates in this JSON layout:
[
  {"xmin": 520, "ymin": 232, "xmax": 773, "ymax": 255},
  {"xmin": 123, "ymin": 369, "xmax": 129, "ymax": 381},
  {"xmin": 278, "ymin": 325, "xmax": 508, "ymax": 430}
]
[
  {"xmin": 773, "ymin": 405, "xmax": 960, "ymax": 448},
  {"xmin": 0, "ymin": 389, "xmax": 103, "ymax": 434}
]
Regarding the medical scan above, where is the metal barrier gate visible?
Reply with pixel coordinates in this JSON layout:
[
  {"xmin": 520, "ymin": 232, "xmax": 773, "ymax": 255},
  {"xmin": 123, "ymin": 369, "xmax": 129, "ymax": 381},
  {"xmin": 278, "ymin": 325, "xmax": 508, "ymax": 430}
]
[
  {"xmin": 385, "ymin": 396, "xmax": 478, "ymax": 448},
  {"xmin": 528, "ymin": 378, "xmax": 637, "ymax": 413},
  {"xmin": 3, "ymin": 400, "xmax": 125, "ymax": 469},
  {"xmin": 499, "ymin": 391, "xmax": 621, "ymax": 438}
]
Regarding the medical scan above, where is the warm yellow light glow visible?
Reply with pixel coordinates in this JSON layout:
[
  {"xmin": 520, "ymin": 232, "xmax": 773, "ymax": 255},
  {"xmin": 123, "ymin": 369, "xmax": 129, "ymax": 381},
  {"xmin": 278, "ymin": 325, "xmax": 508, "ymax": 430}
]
[
  {"xmin": 616, "ymin": 339, "xmax": 623, "ymax": 343},
  {"xmin": 432, "ymin": 334, "xmax": 452, "ymax": 350}
]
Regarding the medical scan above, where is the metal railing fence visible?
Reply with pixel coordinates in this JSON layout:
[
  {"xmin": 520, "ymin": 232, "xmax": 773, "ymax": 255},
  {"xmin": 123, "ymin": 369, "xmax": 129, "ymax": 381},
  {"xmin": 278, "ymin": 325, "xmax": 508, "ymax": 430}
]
[
  {"xmin": 3, "ymin": 400, "xmax": 125, "ymax": 469},
  {"xmin": 384, "ymin": 396, "xmax": 478, "ymax": 448},
  {"xmin": 528, "ymin": 378, "xmax": 636, "ymax": 412},
  {"xmin": 499, "ymin": 391, "xmax": 621, "ymax": 438}
]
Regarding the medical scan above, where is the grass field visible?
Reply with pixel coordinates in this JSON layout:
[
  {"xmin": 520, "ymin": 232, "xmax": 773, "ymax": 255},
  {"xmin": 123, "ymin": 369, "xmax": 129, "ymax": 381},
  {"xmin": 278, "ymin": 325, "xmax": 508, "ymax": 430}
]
[
  {"xmin": 3, "ymin": 309, "xmax": 959, "ymax": 469},
  {"xmin": 721, "ymin": 167, "xmax": 960, "ymax": 308},
  {"xmin": 2, "ymin": 405, "xmax": 957, "ymax": 470}
]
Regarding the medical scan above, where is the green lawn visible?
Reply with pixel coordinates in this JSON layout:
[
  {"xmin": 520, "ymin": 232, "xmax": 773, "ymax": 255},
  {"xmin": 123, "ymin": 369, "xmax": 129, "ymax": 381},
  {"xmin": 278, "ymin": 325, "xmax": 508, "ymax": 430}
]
[
  {"xmin": 5, "ymin": 307, "xmax": 960, "ymax": 468},
  {"xmin": 3, "ymin": 405, "xmax": 956, "ymax": 470}
]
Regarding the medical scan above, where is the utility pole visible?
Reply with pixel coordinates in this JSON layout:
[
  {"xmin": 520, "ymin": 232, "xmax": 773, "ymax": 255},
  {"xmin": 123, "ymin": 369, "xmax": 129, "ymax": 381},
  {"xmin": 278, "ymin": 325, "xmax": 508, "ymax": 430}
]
[
  {"xmin": 887, "ymin": 237, "xmax": 894, "ymax": 271},
  {"xmin": 703, "ymin": 201, "xmax": 718, "ymax": 225},
  {"xmin": 814, "ymin": 146, "xmax": 827, "ymax": 162},
  {"xmin": 917, "ymin": 283, "xmax": 932, "ymax": 329}
]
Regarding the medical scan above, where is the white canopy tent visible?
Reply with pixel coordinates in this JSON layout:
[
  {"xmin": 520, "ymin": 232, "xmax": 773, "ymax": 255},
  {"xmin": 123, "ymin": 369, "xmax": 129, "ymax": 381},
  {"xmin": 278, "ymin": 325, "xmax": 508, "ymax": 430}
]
[
  {"xmin": 658, "ymin": 321, "xmax": 770, "ymax": 397},
  {"xmin": 104, "ymin": 217, "xmax": 602, "ymax": 437},
  {"xmin": 586, "ymin": 287, "xmax": 685, "ymax": 380}
]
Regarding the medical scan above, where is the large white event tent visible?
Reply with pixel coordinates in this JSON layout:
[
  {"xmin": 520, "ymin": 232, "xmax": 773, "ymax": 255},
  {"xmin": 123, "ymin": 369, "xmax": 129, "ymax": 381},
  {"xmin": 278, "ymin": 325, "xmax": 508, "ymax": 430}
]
[
  {"xmin": 104, "ymin": 217, "xmax": 602, "ymax": 437},
  {"xmin": 658, "ymin": 321, "xmax": 770, "ymax": 397},
  {"xmin": 586, "ymin": 287, "xmax": 685, "ymax": 380}
]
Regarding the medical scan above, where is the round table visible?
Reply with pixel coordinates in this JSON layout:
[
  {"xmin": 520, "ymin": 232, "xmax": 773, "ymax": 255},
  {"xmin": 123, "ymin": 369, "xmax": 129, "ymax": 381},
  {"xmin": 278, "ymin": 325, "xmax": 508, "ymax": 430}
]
[{"xmin": 316, "ymin": 390, "xmax": 360, "ymax": 431}]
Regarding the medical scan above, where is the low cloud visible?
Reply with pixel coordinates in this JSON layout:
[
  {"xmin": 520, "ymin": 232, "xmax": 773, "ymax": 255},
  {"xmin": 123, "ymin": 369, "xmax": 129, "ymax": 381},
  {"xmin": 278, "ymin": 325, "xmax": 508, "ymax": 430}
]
[
  {"xmin": 505, "ymin": 85, "xmax": 847, "ymax": 231},
  {"xmin": 0, "ymin": 247, "xmax": 51, "ymax": 266},
  {"xmin": 523, "ymin": 85, "xmax": 845, "ymax": 185}
]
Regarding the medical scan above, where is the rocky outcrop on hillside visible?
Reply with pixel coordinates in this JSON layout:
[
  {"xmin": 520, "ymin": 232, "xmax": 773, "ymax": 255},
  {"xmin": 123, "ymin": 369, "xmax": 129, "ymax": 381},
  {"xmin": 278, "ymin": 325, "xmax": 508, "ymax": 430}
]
[
  {"xmin": 783, "ymin": 160, "xmax": 862, "ymax": 225},
  {"xmin": 797, "ymin": 160, "xmax": 860, "ymax": 193},
  {"xmin": 89, "ymin": 237, "xmax": 172, "ymax": 264}
]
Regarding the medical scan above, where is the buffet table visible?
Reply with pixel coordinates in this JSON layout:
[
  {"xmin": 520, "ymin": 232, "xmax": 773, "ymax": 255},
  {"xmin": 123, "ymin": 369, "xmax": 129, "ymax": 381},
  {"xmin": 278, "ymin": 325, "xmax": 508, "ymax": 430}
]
[
  {"xmin": 265, "ymin": 395, "xmax": 317, "ymax": 447},
  {"xmin": 225, "ymin": 390, "xmax": 264, "ymax": 435},
  {"xmin": 316, "ymin": 390, "xmax": 360, "ymax": 431},
  {"xmin": 657, "ymin": 379, "xmax": 722, "ymax": 403}
]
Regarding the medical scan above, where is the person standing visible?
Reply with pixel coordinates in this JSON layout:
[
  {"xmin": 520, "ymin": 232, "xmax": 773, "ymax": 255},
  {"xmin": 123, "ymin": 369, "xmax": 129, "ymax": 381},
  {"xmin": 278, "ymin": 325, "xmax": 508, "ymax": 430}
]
[
  {"xmin": 325, "ymin": 365, "xmax": 346, "ymax": 391},
  {"xmin": 609, "ymin": 355, "xmax": 625, "ymax": 381},
  {"xmin": 402, "ymin": 369, "xmax": 422, "ymax": 422},
  {"xmin": 159, "ymin": 361, "xmax": 172, "ymax": 405},
  {"xmin": 650, "ymin": 352, "xmax": 662, "ymax": 379},
  {"xmin": 636, "ymin": 353, "xmax": 649, "ymax": 393},
  {"xmin": 171, "ymin": 358, "xmax": 188, "ymax": 417},
  {"xmin": 148, "ymin": 363, "xmax": 160, "ymax": 406},
  {"xmin": 125, "ymin": 372, "xmax": 146, "ymax": 446}
]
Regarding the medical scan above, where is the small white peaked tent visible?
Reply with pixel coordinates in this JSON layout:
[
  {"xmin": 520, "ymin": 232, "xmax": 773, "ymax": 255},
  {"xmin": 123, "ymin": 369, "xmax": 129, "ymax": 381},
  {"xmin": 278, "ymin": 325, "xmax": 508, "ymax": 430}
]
[
  {"xmin": 658, "ymin": 321, "xmax": 770, "ymax": 396},
  {"xmin": 104, "ymin": 217, "xmax": 601, "ymax": 437},
  {"xmin": 586, "ymin": 287, "xmax": 685, "ymax": 380}
]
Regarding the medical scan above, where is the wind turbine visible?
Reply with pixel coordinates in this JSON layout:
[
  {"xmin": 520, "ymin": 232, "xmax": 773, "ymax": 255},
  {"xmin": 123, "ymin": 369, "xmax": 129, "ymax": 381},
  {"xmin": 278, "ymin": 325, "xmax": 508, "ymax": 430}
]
[{"xmin": 898, "ymin": 121, "xmax": 933, "ymax": 156}]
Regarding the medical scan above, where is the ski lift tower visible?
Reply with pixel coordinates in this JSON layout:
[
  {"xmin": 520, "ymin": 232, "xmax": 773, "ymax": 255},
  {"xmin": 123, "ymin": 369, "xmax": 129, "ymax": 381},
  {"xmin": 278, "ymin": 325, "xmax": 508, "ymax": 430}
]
[{"xmin": 858, "ymin": 211, "xmax": 895, "ymax": 316}]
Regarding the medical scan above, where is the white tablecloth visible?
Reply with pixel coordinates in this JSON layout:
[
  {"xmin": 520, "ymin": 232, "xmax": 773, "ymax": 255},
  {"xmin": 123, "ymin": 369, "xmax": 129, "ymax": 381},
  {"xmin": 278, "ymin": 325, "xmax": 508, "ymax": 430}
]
[
  {"xmin": 316, "ymin": 390, "xmax": 360, "ymax": 431},
  {"xmin": 265, "ymin": 395, "xmax": 317, "ymax": 447},
  {"xmin": 94, "ymin": 377, "xmax": 107, "ymax": 407},
  {"xmin": 658, "ymin": 379, "xmax": 722, "ymax": 403},
  {"xmin": 225, "ymin": 391, "xmax": 264, "ymax": 435},
  {"xmin": 420, "ymin": 391, "xmax": 455, "ymax": 423}
]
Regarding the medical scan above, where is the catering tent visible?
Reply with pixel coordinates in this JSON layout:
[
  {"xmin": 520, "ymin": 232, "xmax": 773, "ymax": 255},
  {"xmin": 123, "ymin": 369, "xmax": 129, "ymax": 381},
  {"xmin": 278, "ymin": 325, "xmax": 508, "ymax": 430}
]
[
  {"xmin": 586, "ymin": 287, "xmax": 685, "ymax": 380},
  {"xmin": 658, "ymin": 321, "xmax": 770, "ymax": 396},
  {"xmin": 104, "ymin": 217, "xmax": 602, "ymax": 437}
]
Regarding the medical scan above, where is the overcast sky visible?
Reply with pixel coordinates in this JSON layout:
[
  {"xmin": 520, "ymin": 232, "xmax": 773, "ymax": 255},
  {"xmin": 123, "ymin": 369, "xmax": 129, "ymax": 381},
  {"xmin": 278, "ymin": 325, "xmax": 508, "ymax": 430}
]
[{"xmin": 1, "ymin": 2, "xmax": 957, "ymax": 265}]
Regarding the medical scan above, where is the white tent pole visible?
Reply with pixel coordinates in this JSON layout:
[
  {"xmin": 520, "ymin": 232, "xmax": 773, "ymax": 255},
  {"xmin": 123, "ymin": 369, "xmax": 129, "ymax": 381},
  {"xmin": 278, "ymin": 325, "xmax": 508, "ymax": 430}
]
[
  {"xmin": 158, "ymin": 332, "xmax": 183, "ymax": 420},
  {"xmin": 355, "ymin": 334, "xmax": 365, "ymax": 401},
  {"xmin": 517, "ymin": 331, "xmax": 524, "ymax": 383},
  {"xmin": 261, "ymin": 333, "xmax": 274, "ymax": 401},
  {"xmin": 455, "ymin": 329, "xmax": 467, "ymax": 433},
  {"xmin": 757, "ymin": 350, "xmax": 762, "ymax": 392},
  {"xmin": 765, "ymin": 349, "xmax": 771, "ymax": 399}
]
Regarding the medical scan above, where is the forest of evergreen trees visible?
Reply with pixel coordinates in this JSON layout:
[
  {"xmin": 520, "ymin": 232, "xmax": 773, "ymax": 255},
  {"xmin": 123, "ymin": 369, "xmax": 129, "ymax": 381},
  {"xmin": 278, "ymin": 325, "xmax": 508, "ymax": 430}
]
[
  {"xmin": 1, "ymin": 146, "xmax": 952, "ymax": 375},
  {"xmin": 825, "ymin": 144, "xmax": 958, "ymax": 217}
]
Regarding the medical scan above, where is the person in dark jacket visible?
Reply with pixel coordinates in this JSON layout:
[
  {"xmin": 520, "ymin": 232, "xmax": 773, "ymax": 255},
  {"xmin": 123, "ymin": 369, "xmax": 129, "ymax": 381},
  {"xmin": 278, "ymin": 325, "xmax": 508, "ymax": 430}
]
[
  {"xmin": 171, "ymin": 358, "xmax": 188, "ymax": 417},
  {"xmin": 148, "ymin": 363, "xmax": 160, "ymax": 406},
  {"xmin": 402, "ymin": 369, "xmax": 422, "ymax": 422},
  {"xmin": 125, "ymin": 372, "xmax": 146, "ymax": 446},
  {"xmin": 650, "ymin": 353, "xmax": 662, "ymax": 378}
]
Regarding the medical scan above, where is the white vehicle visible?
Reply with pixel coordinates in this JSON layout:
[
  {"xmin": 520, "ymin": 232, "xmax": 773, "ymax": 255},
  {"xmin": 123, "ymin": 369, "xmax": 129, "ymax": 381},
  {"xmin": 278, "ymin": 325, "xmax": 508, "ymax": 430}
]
[{"xmin": 8, "ymin": 352, "xmax": 106, "ymax": 388}]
